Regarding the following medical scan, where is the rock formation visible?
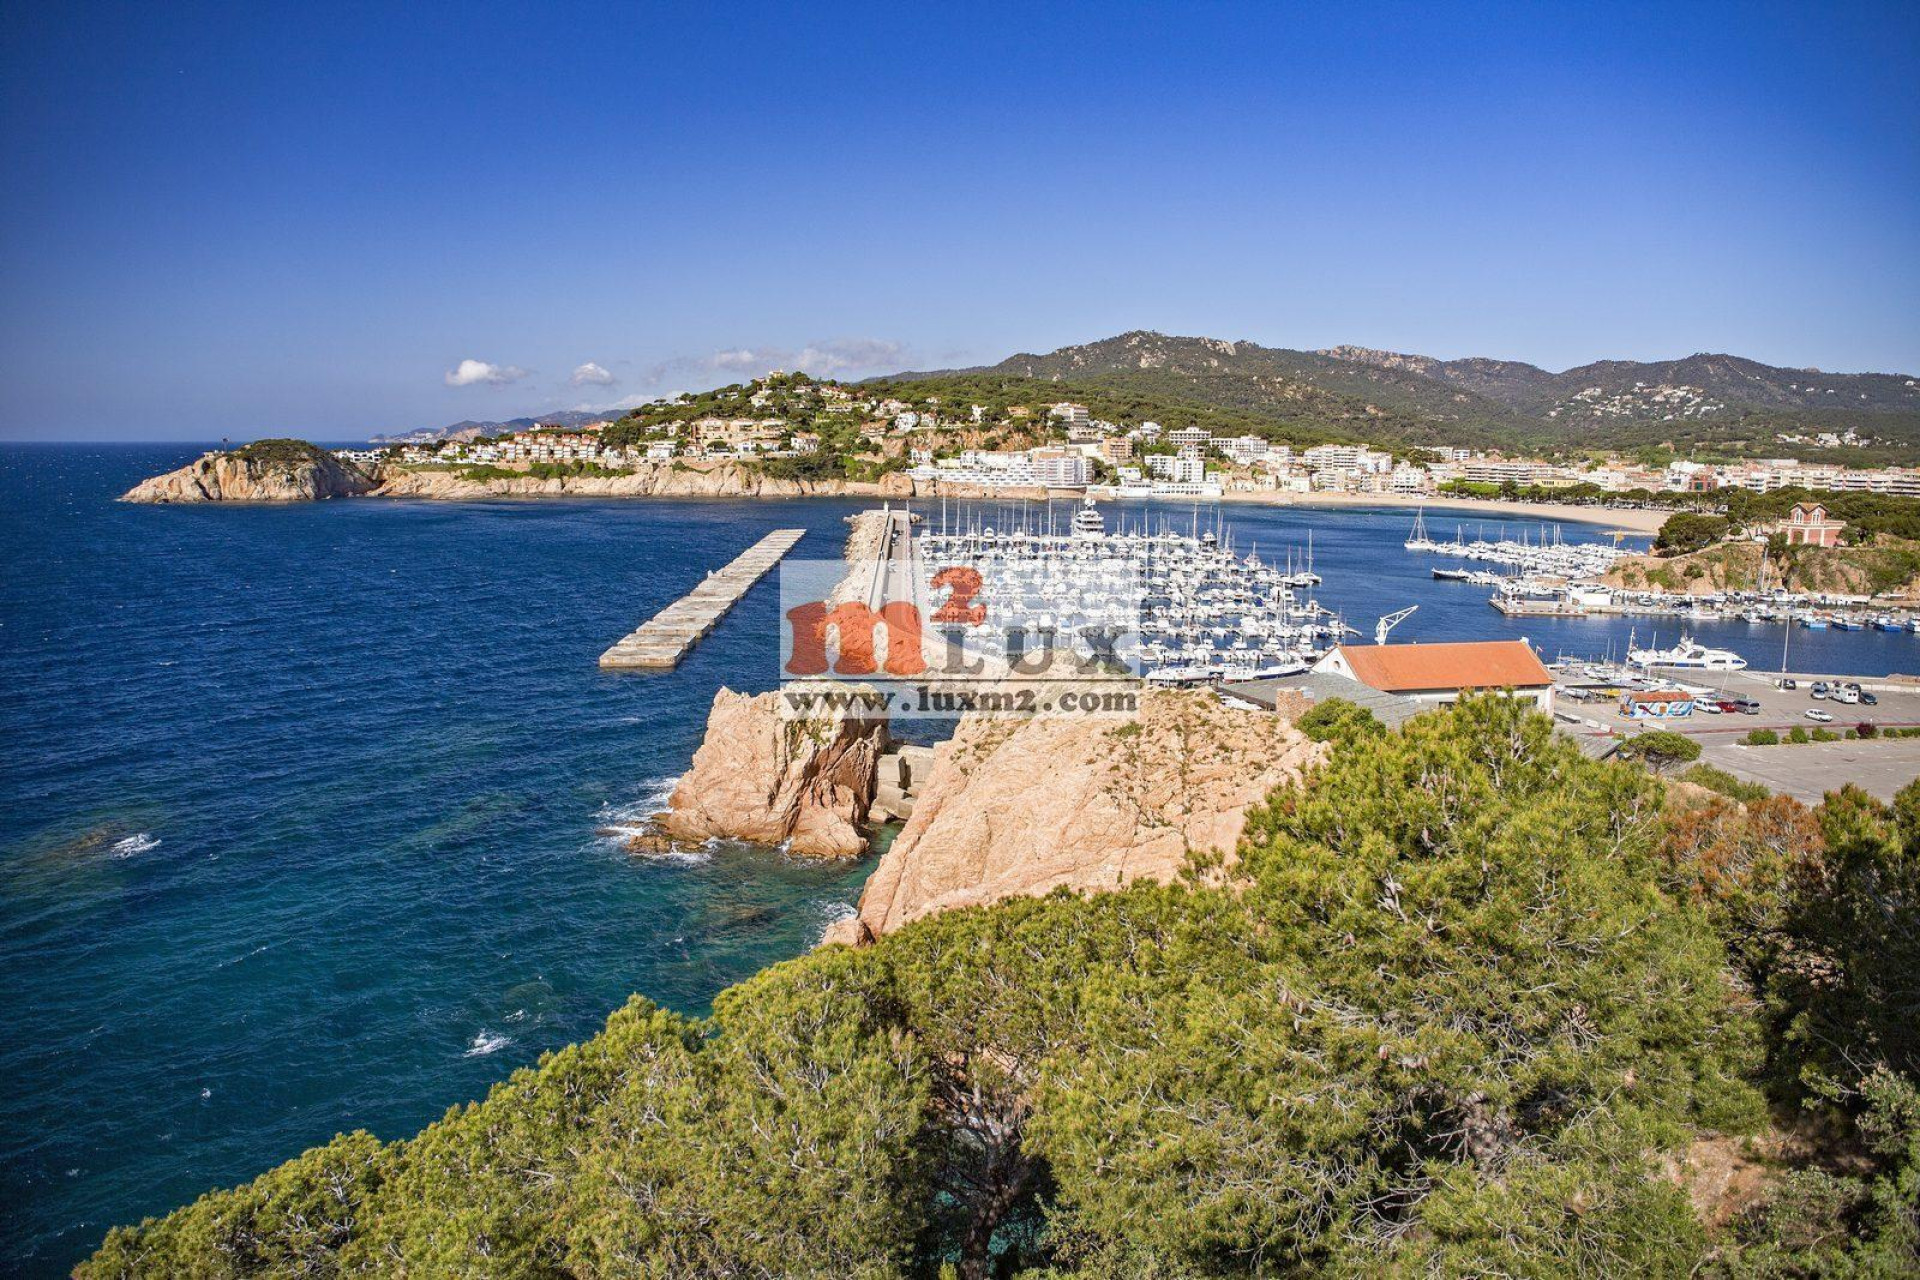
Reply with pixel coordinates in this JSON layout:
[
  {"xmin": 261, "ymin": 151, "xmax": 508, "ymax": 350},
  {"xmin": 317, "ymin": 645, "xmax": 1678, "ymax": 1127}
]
[
  {"xmin": 655, "ymin": 685, "xmax": 890, "ymax": 857},
  {"xmin": 123, "ymin": 446, "xmax": 1081, "ymax": 505},
  {"xmin": 122, "ymin": 442, "xmax": 377, "ymax": 503},
  {"xmin": 822, "ymin": 688, "xmax": 1321, "ymax": 944}
]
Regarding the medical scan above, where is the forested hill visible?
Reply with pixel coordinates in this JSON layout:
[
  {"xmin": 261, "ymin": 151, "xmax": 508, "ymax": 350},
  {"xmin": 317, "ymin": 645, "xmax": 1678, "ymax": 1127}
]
[{"xmin": 894, "ymin": 330, "xmax": 1920, "ymax": 459}]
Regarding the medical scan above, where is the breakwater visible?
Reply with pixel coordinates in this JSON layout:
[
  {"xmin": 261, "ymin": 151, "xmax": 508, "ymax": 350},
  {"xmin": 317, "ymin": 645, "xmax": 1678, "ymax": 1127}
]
[{"xmin": 598, "ymin": 529, "xmax": 807, "ymax": 669}]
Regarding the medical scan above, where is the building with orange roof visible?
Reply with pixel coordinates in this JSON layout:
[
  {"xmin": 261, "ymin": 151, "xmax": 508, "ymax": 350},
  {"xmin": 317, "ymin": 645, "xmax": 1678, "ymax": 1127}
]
[{"xmin": 1311, "ymin": 640, "xmax": 1555, "ymax": 715}]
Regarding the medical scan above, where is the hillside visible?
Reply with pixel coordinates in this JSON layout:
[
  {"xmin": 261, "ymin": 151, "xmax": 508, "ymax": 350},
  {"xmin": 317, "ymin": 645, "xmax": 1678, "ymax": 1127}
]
[
  {"xmin": 78, "ymin": 700, "xmax": 1920, "ymax": 1277},
  {"xmin": 896, "ymin": 331, "xmax": 1920, "ymax": 459}
]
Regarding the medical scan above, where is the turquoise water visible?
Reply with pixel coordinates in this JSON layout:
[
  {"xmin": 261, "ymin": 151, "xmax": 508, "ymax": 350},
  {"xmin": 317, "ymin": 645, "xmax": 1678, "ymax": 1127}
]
[{"xmin": 5, "ymin": 448, "xmax": 1915, "ymax": 1274}]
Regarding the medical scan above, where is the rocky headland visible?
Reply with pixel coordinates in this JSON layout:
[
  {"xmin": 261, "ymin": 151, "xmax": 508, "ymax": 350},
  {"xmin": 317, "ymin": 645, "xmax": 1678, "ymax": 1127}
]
[
  {"xmin": 644, "ymin": 682, "xmax": 1322, "ymax": 939},
  {"xmin": 123, "ymin": 448, "xmax": 1076, "ymax": 504},
  {"xmin": 648, "ymin": 684, "xmax": 891, "ymax": 858},
  {"xmin": 823, "ymin": 688, "xmax": 1322, "ymax": 943},
  {"xmin": 120, "ymin": 439, "xmax": 377, "ymax": 503}
]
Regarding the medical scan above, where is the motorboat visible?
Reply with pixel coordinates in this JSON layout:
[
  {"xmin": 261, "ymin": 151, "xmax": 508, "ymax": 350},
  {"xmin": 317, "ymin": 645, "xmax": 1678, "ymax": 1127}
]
[{"xmin": 1626, "ymin": 635, "xmax": 1748, "ymax": 671}]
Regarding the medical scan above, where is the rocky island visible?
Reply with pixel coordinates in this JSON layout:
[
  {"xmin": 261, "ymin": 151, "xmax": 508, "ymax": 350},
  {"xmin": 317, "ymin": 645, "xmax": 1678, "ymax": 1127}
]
[{"xmin": 120, "ymin": 438, "xmax": 379, "ymax": 503}]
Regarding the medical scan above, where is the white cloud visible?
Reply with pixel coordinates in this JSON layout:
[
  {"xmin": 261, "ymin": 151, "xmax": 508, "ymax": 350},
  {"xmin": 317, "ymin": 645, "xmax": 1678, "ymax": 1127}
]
[
  {"xmin": 795, "ymin": 337, "xmax": 907, "ymax": 376},
  {"xmin": 444, "ymin": 358, "xmax": 528, "ymax": 388},
  {"xmin": 570, "ymin": 361, "xmax": 617, "ymax": 387}
]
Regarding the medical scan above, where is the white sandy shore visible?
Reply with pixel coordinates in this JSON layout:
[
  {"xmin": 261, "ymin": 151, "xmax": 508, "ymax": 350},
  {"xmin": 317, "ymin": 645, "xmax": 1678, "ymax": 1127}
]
[{"xmin": 1212, "ymin": 489, "xmax": 1668, "ymax": 536}]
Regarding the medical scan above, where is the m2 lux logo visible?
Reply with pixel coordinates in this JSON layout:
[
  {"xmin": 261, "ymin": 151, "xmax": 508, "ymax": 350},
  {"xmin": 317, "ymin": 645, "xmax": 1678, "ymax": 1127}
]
[
  {"xmin": 782, "ymin": 565, "xmax": 985, "ymax": 677},
  {"xmin": 777, "ymin": 557, "xmax": 1143, "ymax": 719}
]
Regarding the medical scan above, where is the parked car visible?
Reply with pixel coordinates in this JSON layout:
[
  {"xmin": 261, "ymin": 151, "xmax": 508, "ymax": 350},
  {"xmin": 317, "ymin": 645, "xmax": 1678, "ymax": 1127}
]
[
  {"xmin": 1862, "ymin": 691, "xmax": 1879, "ymax": 706},
  {"xmin": 1776, "ymin": 677, "xmax": 1799, "ymax": 691},
  {"xmin": 1811, "ymin": 682, "xmax": 1831, "ymax": 700},
  {"xmin": 1834, "ymin": 687, "xmax": 1861, "ymax": 705},
  {"xmin": 1806, "ymin": 708, "xmax": 1835, "ymax": 723},
  {"xmin": 1699, "ymin": 700, "xmax": 1722, "ymax": 714},
  {"xmin": 1729, "ymin": 698, "xmax": 1762, "ymax": 715}
]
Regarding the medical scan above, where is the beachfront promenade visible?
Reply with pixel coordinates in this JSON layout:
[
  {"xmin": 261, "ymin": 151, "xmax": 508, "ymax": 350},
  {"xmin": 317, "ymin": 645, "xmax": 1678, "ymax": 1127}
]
[{"xmin": 598, "ymin": 529, "xmax": 806, "ymax": 670}]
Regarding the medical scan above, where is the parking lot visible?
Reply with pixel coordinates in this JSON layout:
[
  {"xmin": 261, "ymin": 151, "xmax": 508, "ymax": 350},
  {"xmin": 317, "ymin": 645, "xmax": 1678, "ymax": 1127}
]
[
  {"xmin": 1555, "ymin": 667, "xmax": 1920, "ymax": 804},
  {"xmin": 1698, "ymin": 736, "xmax": 1920, "ymax": 805},
  {"xmin": 1559, "ymin": 668, "xmax": 1920, "ymax": 740}
]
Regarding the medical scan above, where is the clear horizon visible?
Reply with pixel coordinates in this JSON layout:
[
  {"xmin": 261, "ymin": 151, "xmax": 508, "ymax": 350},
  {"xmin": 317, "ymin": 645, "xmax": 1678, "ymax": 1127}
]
[{"xmin": 3, "ymin": 1, "xmax": 1917, "ymax": 441}]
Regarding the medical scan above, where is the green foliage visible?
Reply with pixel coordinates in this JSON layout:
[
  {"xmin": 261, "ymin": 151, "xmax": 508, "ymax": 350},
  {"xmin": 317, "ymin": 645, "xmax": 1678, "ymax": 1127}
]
[
  {"xmin": 757, "ymin": 451, "xmax": 847, "ymax": 482},
  {"xmin": 1657, "ymin": 512, "xmax": 1733, "ymax": 555},
  {"xmin": 1026, "ymin": 700, "xmax": 1760, "ymax": 1275},
  {"xmin": 1294, "ymin": 696, "xmax": 1386, "ymax": 743},
  {"xmin": 100, "ymin": 699, "xmax": 1887, "ymax": 1278},
  {"xmin": 229, "ymin": 438, "xmax": 327, "ymax": 465},
  {"xmin": 1744, "ymin": 728, "xmax": 1781, "ymax": 746},
  {"xmin": 1621, "ymin": 729, "xmax": 1704, "ymax": 774},
  {"xmin": 84, "ymin": 1131, "xmax": 391, "ymax": 1277},
  {"xmin": 1663, "ymin": 787, "xmax": 1920, "ymax": 1276},
  {"xmin": 1682, "ymin": 763, "xmax": 1770, "ymax": 802},
  {"xmin": 1789, "ymin": 726, "xmax": 1811, "ymax": 744}
]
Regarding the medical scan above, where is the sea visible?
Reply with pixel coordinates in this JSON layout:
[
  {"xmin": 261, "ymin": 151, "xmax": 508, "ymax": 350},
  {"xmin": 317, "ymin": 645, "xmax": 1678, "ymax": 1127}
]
[{"xmin": 3, "ymin": 444, "xmax": 1916, "ymax": 1274}]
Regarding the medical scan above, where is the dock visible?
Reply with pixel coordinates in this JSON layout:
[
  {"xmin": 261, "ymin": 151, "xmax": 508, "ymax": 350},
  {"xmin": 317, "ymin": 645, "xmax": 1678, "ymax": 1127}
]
[{"xmin": 598, "ymin": 529, "xmax": 806, "ymax": 670}]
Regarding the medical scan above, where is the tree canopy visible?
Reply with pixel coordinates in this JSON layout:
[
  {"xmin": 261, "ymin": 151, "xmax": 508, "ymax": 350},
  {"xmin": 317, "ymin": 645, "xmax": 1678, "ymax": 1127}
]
[{"xmin": 81, "ymin": 699, "xmax": 1920, "ymax": 1278}]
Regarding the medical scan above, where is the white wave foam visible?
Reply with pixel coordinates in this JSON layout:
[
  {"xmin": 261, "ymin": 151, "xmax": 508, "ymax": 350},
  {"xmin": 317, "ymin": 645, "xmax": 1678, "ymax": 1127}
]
[
  {"xmin": 811, "ymin": 900, "xmax": 858, "ymax": 946},
  {"xmin": 593, "ymin": 778, "xmax": 683, "ymax": 842},
  {"xmin": 215, "ymin": 943, "xmax": 272, "ymax": 970},
  {"xmin": 464, "ymin": 1031, "xmax": 511, "ymax": 1057},
  {"xmin": 111, "ymin": 833, "xmax": 159, "ymax": 857}
]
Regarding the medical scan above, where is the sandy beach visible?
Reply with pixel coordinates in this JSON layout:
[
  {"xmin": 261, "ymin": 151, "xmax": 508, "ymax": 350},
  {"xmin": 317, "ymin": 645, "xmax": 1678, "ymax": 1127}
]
[{"xmin": 1215, "ymin": 488, "xmax": 1669, "ymax": 536}]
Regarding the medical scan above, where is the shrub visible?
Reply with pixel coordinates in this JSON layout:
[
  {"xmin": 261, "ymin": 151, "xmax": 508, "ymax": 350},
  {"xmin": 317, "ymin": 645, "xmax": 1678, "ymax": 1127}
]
[
  {"xmin": 1744, "ymin": 728, "xmax": 1780, "ymax": 746},
  {"xmin": 1789, "ymin": 726, "xmax": 1810, "ymax": 744},
  {"xmin": 1295, "ymin": 697, "xmax": 1385, "ymax": 744},
  {"xmin": 1812, "ymin": 728, "xmax": 1840, "ymax": 743},
  {"xmin": 1620, "ymin": 729, "xmax": 1704, "ymax": 774},
  {"xmin": 1681, "ymin": 764, "xmax": 1770, "ymax": 803}
]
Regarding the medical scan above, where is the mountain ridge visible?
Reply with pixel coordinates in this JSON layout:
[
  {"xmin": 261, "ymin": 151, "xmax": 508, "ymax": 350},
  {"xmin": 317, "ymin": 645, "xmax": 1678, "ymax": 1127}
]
[{"xmin": 894, "ymin": 330, "xmax": 1920, "ymax": 457}]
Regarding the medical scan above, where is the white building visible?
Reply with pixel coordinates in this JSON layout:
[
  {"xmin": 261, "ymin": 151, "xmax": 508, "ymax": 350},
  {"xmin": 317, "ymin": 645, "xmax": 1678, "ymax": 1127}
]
[{"xmin": 1219, "ymin": 435, "xmax": 1270, "ymax": 465}]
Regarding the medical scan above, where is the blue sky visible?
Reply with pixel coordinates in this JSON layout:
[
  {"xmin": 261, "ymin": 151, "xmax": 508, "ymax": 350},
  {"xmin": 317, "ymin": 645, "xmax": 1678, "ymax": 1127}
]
[{"xmin": 2, "ymin": 1, "xmax": 1916, "ymax": 440}]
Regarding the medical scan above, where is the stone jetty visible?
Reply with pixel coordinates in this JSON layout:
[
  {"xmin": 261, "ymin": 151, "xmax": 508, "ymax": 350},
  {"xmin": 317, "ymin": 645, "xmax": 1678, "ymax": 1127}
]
[{"xmin": 598, "ymin": 529, "xmax": 806, "ymax": 669}]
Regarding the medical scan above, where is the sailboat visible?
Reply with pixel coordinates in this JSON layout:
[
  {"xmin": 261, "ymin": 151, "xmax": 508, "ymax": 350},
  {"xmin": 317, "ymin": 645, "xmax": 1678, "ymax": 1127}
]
[{"xmin": 1404, "ymin": 507, "xmax": 1438, "ymax": 553}]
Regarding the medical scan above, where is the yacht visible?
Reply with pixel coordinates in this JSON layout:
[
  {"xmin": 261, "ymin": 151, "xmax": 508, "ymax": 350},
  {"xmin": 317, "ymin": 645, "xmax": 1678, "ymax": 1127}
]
[{"xmin": 1626, "ymin": 635, "xmax": 1749, "ymax": 671}]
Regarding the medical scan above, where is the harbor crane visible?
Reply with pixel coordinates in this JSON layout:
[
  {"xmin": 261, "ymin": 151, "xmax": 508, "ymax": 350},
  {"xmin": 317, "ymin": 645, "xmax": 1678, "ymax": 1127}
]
[{"xmin": 1374, "ymin": 605, "xmax": 1418, "ymax": 646}]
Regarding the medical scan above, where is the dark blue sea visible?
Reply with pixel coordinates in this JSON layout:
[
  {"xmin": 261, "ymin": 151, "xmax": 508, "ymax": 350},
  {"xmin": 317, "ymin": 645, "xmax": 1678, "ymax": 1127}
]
[{"xmin": 4, "ymin": 445, "xmax": 1917, "ymax": 1274}]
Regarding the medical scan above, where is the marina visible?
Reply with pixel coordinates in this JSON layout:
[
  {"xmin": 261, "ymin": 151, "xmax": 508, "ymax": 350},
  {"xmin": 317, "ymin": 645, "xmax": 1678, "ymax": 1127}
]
[
  {"xmin": 915, "ymin": 497, "xmax": 1355, "ymax": 683},
  {"xmin": 1401, "ymin": 508, "xmax": 1920, "ymax": 634},
  {"xmin": 598, "ymin": 528, "xmax": 807, "ymax": 669}
]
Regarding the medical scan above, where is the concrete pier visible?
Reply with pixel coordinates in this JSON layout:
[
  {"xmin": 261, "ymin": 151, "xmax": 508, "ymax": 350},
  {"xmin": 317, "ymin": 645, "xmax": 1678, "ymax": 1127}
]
[{"xmin": 599, "ymin": 529, "xmax": 806, "ymax": 670}]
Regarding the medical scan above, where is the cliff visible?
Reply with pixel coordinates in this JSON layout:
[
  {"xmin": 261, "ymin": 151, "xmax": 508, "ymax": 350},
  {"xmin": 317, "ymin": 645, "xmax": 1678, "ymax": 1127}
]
[
  {"xmin": 369, "ymin": 462, "xmax": 920, "ymax": 501},
  {"xmin": 1607, "ymin": 538, "xmax": 1920, "ymax": 599},
  {"xmin": 124, "ymin": 447, "xmax": 1086, "ymax": 504},
  {"xmin": 823, "ymin": 688, "xmax": 1322, "ymax": 944},
  {"xmin": 121, "ymin": 440, "xmax": 377, "ymax": 503},
  {"xmin": 653, "ymin": 685, "xmax": 890, "ymax": 857}
]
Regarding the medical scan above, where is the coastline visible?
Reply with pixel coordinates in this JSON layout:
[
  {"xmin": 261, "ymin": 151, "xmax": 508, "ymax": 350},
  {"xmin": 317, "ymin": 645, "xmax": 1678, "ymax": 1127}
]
[
  {"xmin": 120, "ymin": 452, "xmax": 1670, "ymax": 534},
  {"xmin": 1215, "ymin": 488, "xmax": 1668, "ymax": 535}
]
